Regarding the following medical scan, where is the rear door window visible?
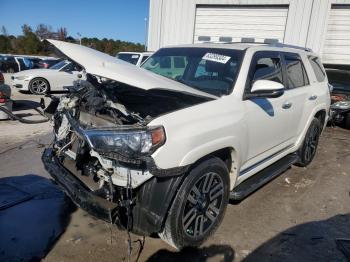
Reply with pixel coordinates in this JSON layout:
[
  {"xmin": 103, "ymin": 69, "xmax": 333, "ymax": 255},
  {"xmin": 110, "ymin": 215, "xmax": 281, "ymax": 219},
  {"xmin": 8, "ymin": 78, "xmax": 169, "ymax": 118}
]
[
  {"xmin": 284, "ymin": 53, "xmax": 309, "ymax": 88},
  {"xmin": 308, "ymin": 56, "xmax": 326, "ymax": 82}
]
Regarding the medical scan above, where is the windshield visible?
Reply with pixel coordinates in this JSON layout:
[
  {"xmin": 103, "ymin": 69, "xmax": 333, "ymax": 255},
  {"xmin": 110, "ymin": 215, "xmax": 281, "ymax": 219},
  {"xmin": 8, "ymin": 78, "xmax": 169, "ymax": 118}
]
[
  {"xmin": 50, "ymin": 60, "xmax": 69, "ymax": 70},
  {"xmin": 142, "ymin": 47, "xmax": 244, "ymax": 96},
  {"xmin": 117, "ymin": 53, "xmax": 140, "ymax": 65}
]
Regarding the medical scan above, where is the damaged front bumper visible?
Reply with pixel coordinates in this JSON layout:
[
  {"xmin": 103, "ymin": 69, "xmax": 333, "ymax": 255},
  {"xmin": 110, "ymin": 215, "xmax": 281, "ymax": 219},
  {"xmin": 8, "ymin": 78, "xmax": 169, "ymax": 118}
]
[
  {"xmin": 42, "ymin": 147, "xmax": 186, "ymax": 235},
  {"xmin": 42, "ymin": 148, "xmax": 118, "ymax": 223}
]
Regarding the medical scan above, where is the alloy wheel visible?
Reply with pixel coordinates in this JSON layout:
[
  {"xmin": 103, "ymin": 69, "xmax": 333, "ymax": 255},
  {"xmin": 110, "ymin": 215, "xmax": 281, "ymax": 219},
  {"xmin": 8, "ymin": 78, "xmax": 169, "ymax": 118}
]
[
  {"xmin": 182, "ymin": 172, "xmax": 224, "ymax": 238},
  {"xmin": 304, "ymin": 124, "xmax": 319, "ymax": 162},
  {"xmin": 31, "ymin": 79, "xmax": 48, "ymax": 94}
]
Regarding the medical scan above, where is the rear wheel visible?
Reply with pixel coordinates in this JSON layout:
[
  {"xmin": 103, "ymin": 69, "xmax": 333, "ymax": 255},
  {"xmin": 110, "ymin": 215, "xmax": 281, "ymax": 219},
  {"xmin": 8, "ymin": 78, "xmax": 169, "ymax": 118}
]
[
  {"xmin": 29, "ymin": 78, "xmax": 50, "ymax": 95},
  {"xmin": 295, "ymin": 118, "xmax": 321, "ymax": 167},
  {"xmin": 159, "ymin": 157, "xmax": 229, "ymax": 249}
]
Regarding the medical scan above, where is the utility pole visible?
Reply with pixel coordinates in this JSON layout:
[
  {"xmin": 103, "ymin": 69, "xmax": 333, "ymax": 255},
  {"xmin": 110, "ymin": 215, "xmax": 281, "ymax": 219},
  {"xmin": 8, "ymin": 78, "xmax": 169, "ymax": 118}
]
[
  {"xmin": 77, "ymin": 32, "xmax": 82, "ymax": 45},
  {"xmin": 144, "ymin": 17, "xmax": 148, "ymax": 51}
]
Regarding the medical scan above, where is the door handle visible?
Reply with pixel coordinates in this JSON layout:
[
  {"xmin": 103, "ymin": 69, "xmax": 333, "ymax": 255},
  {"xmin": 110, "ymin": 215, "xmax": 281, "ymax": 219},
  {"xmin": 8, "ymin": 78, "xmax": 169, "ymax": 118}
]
[
  {"xmin": 282, "ymin": 102, "xmax": 292, "ymax": 109},
  {"xmin": 309, "ymin": 95, "xmax": 317, "ymax": 101}
]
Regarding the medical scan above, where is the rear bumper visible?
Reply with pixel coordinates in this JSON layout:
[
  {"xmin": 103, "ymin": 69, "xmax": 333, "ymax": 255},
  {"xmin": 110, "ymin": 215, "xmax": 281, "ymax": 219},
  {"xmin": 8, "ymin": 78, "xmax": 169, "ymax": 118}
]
[{"xmin": 42, "ymin": 148, "xmax": 118, "ymax": 223}]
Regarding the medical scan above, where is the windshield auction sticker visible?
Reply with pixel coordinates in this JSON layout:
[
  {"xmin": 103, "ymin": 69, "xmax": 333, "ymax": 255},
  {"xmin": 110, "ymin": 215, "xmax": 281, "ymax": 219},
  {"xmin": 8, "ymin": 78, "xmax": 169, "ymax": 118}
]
[{"xmin": 202, "ymin": 53, "xmax": 231, "ymax": 64}]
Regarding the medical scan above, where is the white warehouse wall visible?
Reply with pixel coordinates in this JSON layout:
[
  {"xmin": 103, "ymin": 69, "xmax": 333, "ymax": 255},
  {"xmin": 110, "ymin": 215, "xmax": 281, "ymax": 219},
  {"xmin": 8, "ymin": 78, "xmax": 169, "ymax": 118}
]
[{"xmin": 148, "ymin": 0, "xmax": 350, "ymax": 62}]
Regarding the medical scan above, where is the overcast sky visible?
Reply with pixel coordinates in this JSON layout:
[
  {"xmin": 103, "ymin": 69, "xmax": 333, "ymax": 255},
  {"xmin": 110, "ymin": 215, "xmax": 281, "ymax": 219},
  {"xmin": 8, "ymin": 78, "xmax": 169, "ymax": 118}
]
[{"xmin": 0, "ymin": 0, "xmax": 149, "ymax": 44}]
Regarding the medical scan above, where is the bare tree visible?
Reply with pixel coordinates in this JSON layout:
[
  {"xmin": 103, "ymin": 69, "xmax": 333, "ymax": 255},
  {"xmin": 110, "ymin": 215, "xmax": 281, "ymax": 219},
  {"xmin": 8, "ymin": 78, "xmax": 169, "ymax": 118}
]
[
  {"xmin": 21, "ymin": 24, "xmax": 33, "ymax": 35},
  {"xmin": 35, "ymin": 24, "xmax": 54, "ymax": 40},
  {"xmin": 1, "ymin": 26, "xmax": 8, "ymax": 36},
  {"xmin": 57, "ymin": 27, "xmax": 67, "ymax": 41}
]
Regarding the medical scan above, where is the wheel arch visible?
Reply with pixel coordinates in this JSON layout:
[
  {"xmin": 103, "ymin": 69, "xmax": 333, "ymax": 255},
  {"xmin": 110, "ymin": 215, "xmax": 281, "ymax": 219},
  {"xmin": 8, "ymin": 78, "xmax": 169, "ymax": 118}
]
[
  {"xmin": 314, "ymin": 109, "xmax": 327, "ymax": 130},
  {"xmin": 188, "ymin": 147, "xmax": 239, "ymax": 190}
]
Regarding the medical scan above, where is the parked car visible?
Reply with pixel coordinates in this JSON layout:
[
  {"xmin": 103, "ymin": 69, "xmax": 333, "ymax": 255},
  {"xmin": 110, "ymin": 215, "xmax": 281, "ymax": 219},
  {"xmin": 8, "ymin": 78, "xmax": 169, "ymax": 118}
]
[
  {"xmin": 42, "ymin": 40, "xmax": 330, "ymax": 249},
  {"xmin": 12, "ymin": 60, "xmax": 84, "ymax": 95},
  {"xmin": 38, "ymin": 58, "xmax": 62, "ymax": 69},
  {"xmin": 27, "ymin": 57, "xmax": 42, "ymax": 69},
  {"xmin": 0, "ymin": 73, "xmax": 12, "ymax": 120},
  {"xmin": 326, "ymin": 68, "xmax": 350, "ymax": 129},
  {"xmin": 0, "ymin": 71, "xmax": 4, "ymax": 85},
  {"xmin": 0, "ymin": 55, "xmax": 33, "ymax": 73},
  {"xmin": 116, "ymin": 51, "xmax": 153, "ymax": 66}
]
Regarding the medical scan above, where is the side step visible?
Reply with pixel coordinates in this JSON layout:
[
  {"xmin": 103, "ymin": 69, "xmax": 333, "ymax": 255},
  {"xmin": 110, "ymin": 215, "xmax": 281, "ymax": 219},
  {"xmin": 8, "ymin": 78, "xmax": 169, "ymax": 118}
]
[{"xmin": 230, "ymin": 154, "xmax": 298, "ymax": 201}]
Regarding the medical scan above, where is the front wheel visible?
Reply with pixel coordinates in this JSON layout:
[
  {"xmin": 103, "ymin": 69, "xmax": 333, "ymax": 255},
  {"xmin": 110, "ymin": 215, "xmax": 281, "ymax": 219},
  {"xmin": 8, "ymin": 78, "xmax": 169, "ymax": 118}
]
[
  {"xmin": 159, "ymin": 157, "xmax": 229, "ymax": 249},
  {"xmin": 29, "ymin": 78, "xmax": 50, "ymax": 95},
  {"xmin": 295, "ymin": 118, "xmax": 321, "ymax": 167}
]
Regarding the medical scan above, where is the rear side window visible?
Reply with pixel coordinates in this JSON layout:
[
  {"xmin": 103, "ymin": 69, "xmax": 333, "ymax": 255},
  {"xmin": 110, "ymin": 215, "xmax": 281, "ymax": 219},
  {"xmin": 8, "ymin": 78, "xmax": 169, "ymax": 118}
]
[
  {"xmin": 308, "ymin": 56, "xmax": 326, "ymax": 82},
  {"xmin": 159, "ymin": 57, "xmax": 171, "ymax": 68},
  {"xmin": 174, "ymin": 56, "xmax": 186, "ymax": 68},
  {"xmin": 284, "ymin": 54, "xmax": 309, "ymax": 88}
]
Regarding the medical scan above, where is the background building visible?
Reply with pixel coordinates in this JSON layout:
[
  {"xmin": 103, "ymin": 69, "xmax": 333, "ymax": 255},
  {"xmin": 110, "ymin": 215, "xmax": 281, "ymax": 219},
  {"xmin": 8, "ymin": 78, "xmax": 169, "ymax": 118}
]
[{"xmin": 148, "ymin": 0, "xmax": 350, "ymax": 65}]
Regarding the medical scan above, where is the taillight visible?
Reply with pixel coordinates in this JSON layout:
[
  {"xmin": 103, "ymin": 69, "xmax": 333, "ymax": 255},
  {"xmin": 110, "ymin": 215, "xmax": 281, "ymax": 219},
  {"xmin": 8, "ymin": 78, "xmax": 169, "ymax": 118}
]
[
  {"xmin": 0, "ymin": 73, "xmax": 4, "ymax": 84},
  {"xmin": 0, "ymin": 91, "xmax": 6, "ymax": 103}
]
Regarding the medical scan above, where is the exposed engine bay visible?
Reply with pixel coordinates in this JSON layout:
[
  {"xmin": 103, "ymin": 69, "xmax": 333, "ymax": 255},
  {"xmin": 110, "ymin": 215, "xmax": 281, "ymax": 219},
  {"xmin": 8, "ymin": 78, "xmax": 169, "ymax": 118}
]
[{"xmin": 46, "ymin": 74, "xmax": 210, "ymax": 203}]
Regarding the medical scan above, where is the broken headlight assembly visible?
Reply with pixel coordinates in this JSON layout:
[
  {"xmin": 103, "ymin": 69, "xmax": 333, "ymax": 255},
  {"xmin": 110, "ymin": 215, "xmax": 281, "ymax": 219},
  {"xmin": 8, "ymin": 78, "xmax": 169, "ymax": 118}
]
[
  {"xmin": 331, "ymin": 101, "xmax": 350, "ymax": 110},
  {"xmin": 83, "ymin": 126, "xmax": 166, "ymax": 156}
]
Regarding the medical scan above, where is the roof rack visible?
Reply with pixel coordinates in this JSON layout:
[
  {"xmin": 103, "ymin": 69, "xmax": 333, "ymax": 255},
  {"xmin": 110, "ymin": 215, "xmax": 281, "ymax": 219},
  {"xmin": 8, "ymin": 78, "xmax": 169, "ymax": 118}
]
[{"xmin": 197, "ymin": 36, "xmax": 313, "ymax": 52}]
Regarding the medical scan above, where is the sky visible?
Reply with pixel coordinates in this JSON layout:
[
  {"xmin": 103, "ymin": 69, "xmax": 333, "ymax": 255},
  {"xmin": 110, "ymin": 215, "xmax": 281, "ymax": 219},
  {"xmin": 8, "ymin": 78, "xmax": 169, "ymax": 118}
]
[{"xmin": 0, "ymin": 0, "xmax": 150, "ymax": 44}]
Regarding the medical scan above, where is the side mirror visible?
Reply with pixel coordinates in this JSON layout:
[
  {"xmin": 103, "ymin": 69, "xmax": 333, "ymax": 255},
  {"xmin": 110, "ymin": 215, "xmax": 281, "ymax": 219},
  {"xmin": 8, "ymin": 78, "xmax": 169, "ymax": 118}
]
[{"xmin": 246, "ymin": 80, "xmax": 284, "ymax": 99}]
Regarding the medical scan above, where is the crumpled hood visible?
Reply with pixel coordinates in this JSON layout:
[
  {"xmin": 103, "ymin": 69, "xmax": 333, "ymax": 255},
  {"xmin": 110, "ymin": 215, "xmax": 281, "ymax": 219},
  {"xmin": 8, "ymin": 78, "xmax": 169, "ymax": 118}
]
[{"xmin": 46, "ymin": 39, "xmax": 216, "ymax": 99}]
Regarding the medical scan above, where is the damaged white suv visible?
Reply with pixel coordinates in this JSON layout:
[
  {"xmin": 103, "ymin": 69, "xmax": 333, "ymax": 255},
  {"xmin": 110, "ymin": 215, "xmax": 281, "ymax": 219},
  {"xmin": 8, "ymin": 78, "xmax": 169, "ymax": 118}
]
[{"xmin": 42, "ymin": 40, "xmax": 330, "ymax": 249}]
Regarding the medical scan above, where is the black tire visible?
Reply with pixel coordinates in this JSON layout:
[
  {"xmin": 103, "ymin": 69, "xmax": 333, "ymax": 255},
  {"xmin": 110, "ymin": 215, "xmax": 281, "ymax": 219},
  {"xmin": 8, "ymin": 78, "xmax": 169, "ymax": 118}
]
[
  {"xmin": 344, "ymin": 113, "xmax": 350, "ymax": 130},
  {"xmin": 159, "ymin": 157, "xmax": 230, "ymax": 249},
  {"xmin": 29, "ymin": 78, "xmax": 50, "ymax": 95},
  {"xmin": 295, "ymin": 118, "xmax": 321, "ymax": 167}
]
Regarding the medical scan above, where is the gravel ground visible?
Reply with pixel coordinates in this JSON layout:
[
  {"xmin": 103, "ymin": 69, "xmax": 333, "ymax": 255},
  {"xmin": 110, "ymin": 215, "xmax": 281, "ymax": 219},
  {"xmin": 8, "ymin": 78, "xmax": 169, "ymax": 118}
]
[{"xmin": 0, "ymin": 75, "xmax": 349, "ymax": 261}]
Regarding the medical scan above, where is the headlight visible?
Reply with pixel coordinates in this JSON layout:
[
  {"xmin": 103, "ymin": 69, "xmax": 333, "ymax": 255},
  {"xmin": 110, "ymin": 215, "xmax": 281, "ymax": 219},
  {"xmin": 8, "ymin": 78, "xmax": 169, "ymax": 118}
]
[
  {"xmin": 331, "ymin": 101, "xmax": 350, "ymax": 110},
  {"xmin": 83, "ymin": 126, "xmax": 166, "ymax": 155}
]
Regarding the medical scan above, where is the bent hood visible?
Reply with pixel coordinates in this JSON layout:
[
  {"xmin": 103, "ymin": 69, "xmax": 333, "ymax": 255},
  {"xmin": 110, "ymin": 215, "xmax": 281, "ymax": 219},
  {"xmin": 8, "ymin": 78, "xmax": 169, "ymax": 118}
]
[{"xmin": 46, "ymin": 39, "xmax": 216, "ymax": 99}]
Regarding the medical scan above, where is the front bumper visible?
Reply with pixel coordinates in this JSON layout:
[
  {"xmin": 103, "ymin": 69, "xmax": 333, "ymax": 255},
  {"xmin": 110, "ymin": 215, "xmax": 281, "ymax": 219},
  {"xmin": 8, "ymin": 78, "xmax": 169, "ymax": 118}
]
[
  {"xmin": 42, "ymin": 148, "xmax": 118, "ymax": 223},
  {"xmin": 12, "ymin": 79, "xmax": 29, "ymax": 91}
]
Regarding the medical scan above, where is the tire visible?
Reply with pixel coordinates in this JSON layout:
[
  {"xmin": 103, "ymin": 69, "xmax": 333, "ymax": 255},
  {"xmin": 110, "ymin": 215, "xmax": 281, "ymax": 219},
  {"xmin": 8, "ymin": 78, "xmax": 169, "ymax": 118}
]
[
  {"xmin": 159, "ymin": 157, "xmax": 230, "ymax": 249},
  {"xmin": 29, "ymin": 78, "xmax": 50, "ymax": 95},
  {"xmin": 295, "ymin": 118, "xmax": 321, "ymax": 167},
  {"xmin": 344, "ymin": 113, "xmax": 350, "ymax": 130}
]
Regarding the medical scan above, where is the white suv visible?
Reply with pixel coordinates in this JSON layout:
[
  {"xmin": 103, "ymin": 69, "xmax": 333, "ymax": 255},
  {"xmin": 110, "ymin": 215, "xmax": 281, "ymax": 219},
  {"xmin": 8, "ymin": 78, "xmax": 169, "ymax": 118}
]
[{"xmin": 42, "ymin": 40, "xmax": 330, "ymax": 249}]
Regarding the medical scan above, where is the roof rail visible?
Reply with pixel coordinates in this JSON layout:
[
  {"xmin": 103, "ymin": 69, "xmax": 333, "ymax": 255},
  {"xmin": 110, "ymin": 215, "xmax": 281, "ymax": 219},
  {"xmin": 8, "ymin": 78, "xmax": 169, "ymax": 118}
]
[
  {"xmin": 196, "ymin": 36, "xmax": 313, "ymax": 52},
  {"xmin": 270, "ymin": 42, "xmax": 313, "ymax": 52}
]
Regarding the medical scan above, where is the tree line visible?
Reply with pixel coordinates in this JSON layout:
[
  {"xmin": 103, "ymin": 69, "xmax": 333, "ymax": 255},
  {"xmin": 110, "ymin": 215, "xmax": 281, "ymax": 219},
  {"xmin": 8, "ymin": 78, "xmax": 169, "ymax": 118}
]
[{"xmin": 0, "ymin": 24, "xmax": 145, "ymax": 56}]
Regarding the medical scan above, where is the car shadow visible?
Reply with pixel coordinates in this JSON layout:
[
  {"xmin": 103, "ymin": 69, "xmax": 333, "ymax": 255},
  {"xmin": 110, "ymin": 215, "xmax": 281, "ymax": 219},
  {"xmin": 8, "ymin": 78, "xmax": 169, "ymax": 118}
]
[
  {"xmin": 147, "ymin": 244, "xmax": 235, "ymax": 262},
  {"xmin": 0, "ymin": 174, "xmax": 76, "ymax": 262},
  {"xmin": 12, "ymin": 100, "xmax": 41, "ymax": 112},
  {"xmin": 145, "ymin": 214, "xmax": 350, "ymax": 261},
  {"xmin": 243, "ymin": 214, "xmax": 350, "ymax": 262}
]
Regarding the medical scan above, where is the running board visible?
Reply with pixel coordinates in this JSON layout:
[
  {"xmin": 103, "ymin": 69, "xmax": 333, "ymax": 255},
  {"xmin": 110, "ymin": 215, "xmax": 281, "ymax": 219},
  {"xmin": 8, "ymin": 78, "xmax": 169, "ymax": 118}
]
[{"xmin": 230, "ymin": 154, "xmax": 298, "ymax": 201}]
